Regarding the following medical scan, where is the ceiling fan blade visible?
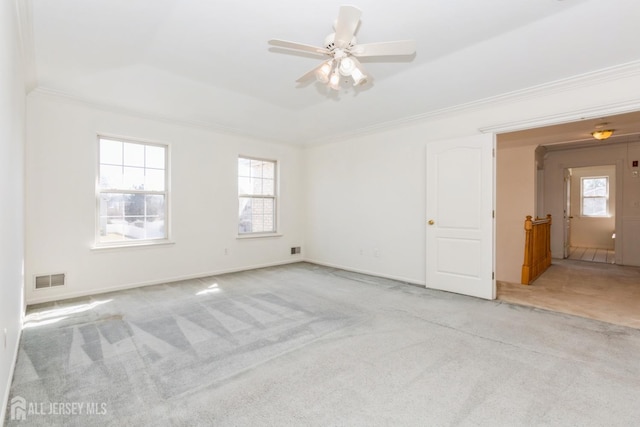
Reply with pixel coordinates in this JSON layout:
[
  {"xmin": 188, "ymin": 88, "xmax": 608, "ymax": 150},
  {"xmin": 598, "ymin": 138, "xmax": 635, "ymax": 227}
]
[
  {"xmin": 296, "ymin": 59, "xmax": 333, "ymax": 83},
  {"xmin": 269, "ymin": 39, "xmax": 330, "ymax": 55},
  {"xmin": 351, "ymin": 40, "xmax": 416, "ymax": 57},
  {"xmin": 334, "ymin": 5, "xmax": 362, "ymax": 48}
]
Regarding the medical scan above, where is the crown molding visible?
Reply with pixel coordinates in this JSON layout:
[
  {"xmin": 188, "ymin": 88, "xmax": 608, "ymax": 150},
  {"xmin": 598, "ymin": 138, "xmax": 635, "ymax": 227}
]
[
  {"xmin": 14, "ymin": 0, "xmax": 37, "ymax": 92},
  {"xmin": 29, "ymin": 87, "xmax": 300, "ymax": 147},
  {"xmin": 308, "ymin": 59, "xmax": 640, "ymax": 146},
  {"xmin": 29, "ymin": 59, "xmax": 640, "ymax": 148},
  {"xmin": 479, "ymin": 99, "xmax": 640, "ymax": 135}
]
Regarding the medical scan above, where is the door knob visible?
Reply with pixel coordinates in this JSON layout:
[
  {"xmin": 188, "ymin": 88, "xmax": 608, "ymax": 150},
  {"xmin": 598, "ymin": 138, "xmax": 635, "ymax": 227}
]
[{"xmin": 428, "ymin": 220, "xmax": 435, "ymax": 225}]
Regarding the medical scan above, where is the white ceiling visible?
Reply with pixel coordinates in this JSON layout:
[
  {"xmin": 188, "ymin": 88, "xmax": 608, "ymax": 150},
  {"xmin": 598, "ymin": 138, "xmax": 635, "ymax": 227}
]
[{"xmin": 24, "ymin": 0, "xmax": 640, "ymax": 145}]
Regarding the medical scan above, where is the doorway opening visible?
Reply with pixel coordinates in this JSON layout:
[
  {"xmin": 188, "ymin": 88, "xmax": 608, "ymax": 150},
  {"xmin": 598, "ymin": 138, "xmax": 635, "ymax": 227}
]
[
  {"xmin": 495, "ymin": 110, "xmax": 640, "ymax": 327},
  {"xmin": 564, "ymin": 165, "xmax": 616, "ymax": 264}
]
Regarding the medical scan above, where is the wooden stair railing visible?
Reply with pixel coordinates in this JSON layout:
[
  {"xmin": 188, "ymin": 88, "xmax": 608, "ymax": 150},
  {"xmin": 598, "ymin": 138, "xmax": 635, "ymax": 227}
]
[{"xmin": 521, "ymin": 214, "xmax": 552, "ymax": 285}]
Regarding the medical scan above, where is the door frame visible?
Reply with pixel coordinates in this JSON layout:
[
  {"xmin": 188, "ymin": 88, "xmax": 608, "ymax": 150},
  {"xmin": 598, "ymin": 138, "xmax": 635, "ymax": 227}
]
[{"xmin": 559, "ymin": 160, "xmax": 623, "ymax": 264}]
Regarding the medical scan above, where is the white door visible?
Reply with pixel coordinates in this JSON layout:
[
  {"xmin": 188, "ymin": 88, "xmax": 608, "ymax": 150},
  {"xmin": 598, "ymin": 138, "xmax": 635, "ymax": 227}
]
[
  {"xmin": 426, "ymin": 134, "xmax": 495, "ymax": 300},
  {"xmin": 563, "ymin": 168, "xmax": 572, "ymax": 258}
]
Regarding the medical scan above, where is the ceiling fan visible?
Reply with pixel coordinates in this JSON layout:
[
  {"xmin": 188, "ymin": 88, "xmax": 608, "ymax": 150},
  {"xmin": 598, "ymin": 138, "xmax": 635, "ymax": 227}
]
[{"xmin": 268, "ymin": 5, "xmax": 416, "ymax": 90}]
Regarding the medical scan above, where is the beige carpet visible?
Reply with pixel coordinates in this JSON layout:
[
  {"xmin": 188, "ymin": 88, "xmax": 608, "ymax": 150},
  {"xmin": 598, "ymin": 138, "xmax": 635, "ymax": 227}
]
[{"xmin": 498, "ymin": 259, "xmax": 640, "ymax": 329}]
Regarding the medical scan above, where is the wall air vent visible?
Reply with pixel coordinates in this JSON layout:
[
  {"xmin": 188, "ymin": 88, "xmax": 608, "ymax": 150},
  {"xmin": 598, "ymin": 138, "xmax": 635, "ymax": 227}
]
[{"xmin": 34, "ymin": 273, "xmax": 66, "ymax": 289}]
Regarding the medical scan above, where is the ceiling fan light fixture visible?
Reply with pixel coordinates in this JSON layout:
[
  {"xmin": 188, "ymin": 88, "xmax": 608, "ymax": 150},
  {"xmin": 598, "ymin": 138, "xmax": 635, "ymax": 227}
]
[
  {"xmin": 351, "ymin": 67, "xmax": 367, "ymax": 86},
  {"xmin": 591, "ymin": 129, "xmax": 614, "ymax": 140},
  {"xmin": 328, "ymin": 70, "xmax": 341, "ymax": 90},
  {"xmin": 338, "ymin": 57, "xmax": 355, "ymax": 76},
  {"xmin": 315, "ymin": 60, "xmax": 334, "ymax": 83}
]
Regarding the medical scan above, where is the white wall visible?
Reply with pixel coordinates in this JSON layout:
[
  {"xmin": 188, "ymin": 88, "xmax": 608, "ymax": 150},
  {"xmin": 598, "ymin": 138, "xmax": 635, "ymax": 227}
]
[
  {"xmin": 0, "ymin": 0, "xmax": 26, "ymax": 419},
  {"xmin": 25, "ymin": 92, "xmax": 305, "ymax": 304},
  {"xmin": 496, "ymin": 144, "xmax": 537, "ymax": 284},
  {"xmin": 544, "ymin": 141, "xmax": 640, "ymax": 266},
  {"xmin": 569, "ymin": 165, "xmax": 616, "ymax": 249},
  {"xmin": 305, "ymin": 67, "xmax": 640, "ymax": 285}
]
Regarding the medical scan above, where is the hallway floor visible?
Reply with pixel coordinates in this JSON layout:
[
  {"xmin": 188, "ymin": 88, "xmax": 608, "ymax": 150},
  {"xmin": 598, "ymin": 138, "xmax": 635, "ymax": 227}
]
[
  {"xmin": 568, "ymin": 246, "xmax": 615, "ymax": 264},
  {"xmin": 497, "ymin": 259, "xmax": 640, "ymax": 329}
]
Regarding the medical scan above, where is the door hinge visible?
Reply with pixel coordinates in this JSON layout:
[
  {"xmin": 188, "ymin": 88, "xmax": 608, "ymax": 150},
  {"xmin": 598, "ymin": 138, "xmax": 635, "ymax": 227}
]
[
  {"xmin": 492, "ymin": 148, "xmax": 495, "ymax": 158},
  {"xmin": 492, "ymin": 272, "xmax": 495, "ymax": 280},
  {"xmin": 492, "ymin": 210, "xmax": 495, "ymax": 218}
]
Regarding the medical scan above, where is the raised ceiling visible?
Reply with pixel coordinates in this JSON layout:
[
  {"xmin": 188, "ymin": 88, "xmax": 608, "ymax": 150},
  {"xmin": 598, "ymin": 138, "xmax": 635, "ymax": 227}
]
[{"xmin": 22, "ymin": 0, "xmax": 640, "ymax": 144}]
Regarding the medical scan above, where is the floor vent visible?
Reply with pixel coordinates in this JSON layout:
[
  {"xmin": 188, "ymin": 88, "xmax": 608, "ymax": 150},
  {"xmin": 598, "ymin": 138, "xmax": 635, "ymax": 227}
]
[{"xmin": 35, "ymin": 273, "xmax": 66, "ymax": 289}]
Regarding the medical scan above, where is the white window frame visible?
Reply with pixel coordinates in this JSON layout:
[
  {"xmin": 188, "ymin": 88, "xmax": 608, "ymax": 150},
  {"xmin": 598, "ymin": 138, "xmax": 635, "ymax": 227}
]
[
  {"xmin": 580, "ymin": 175, "xmax": 609, "ymax": 218},
  {"xmin": 95, "ymin": 135, "xmax": 170, "ymax": 248},
  {"xmin": 237, "ymin": 156, "xmax": 279, "ymax": 237}
]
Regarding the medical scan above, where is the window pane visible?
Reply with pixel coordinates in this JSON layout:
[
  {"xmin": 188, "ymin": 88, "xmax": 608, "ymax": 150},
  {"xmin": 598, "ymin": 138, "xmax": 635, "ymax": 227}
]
[
  {"xmin": 238, "ymin": 177, "xmax": 251, "ymax": 195},
  {"xmin": 98, "ymin": 138, "xmax": 168, "ymax": 244},
  {"xmin": 238, "ymin": 157, "xmax": 276, "ymax": 234},
  {"xmin": 124, "ymin": 193, "xmax": 146, "ymax": 217},
  {"xmin": 238, "ymin": 158, "xmax": 251, "ymax": 177},
  {"xmin": 145, "ymin": 169, "xmax": 165, "ymax": 191},
  {"xmin": 263, "ymin": 198, "xmax": 275, "ymax": 231},
  {"xmin": 262, "ymin": 162, "xmax": 274, "ymax": 179},
  {"xmin": 145, "ymin": 145, "xmax": 165, "ymax": 169},
  {"xmin": 99, "ymin": 164, "xmax": 123, "ymax": 189},
  {"xmin": 583, "ymin": 198, "xmax": 607, "ymax": 216},
  {"xmin": 251, "ymin": 160, "xmax": 263, "ymax": 178},
  {"xmin": 100, "ymin": 193, "xmax": 125, "ymax": 217},
  {"xmin": 239, "ymin": 197, "xmax": 252, "ymax": 233},
  {"xmin": 582, "ymin": 178, "xmax": 607, "ymax": 197},
  {"xmin": 145, "ymin": 195, "xmax": 165, "ymax": 218},
  {"xmin": 123, "ymin": 167, "xmax": 145, "ymax": 190},
  {"xmin": 263, "ymin": 178, "xmax": 274, "ymax": 196},
  {"xmin": 252, "ymin": 198, "xmax": 265, "ymax": 232},
  {"xmin": 142, "ymin": 218, "xmax": 165, "ymax": 239},
  {"xmin": 100, "ymin": 139, "xmax": 122, "ymax": 165},
  {"xmin": 99, "ymin": 193, "xmax": 125, "ymax": 241},
  {"xmin": 124, "ymin": 142, "xmax": 145, "ymax": 167},
  {"xmin": 252, "ymin": 178, "xmax": 263, "ymax": 194}
]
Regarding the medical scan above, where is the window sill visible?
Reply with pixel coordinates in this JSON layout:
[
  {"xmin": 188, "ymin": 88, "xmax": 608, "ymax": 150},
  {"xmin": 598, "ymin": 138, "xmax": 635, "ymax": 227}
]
[
  {"xmin": 236, "ymin": 233, "xmax": 283, "ymax": 240},
  {"xmin": 91, "ymin": 240, "xmax": 175, "ymax": 251}
]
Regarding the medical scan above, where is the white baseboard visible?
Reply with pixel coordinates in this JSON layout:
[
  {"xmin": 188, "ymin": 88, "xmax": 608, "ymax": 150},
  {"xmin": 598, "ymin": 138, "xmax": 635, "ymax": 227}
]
[
  {"xmin": 304, "ymin": 258, "xmax": 425, "ymax": 287},
  {"xmin": 25, "ymin": 257, "xmax": 423, "ymax": 305},
  {"xmin": 1, "ymin": 326, "xmax": 23, "ymax": 424},
  {"xmin": 26, "ymin": 259, "xmax": 305, "ymax": 305}
]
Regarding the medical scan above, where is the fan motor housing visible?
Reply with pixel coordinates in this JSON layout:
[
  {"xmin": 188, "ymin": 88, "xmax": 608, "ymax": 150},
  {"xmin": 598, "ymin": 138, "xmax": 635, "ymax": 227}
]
[{"xmin": 324, "ymin": 33, "xmax": 357, "ymax": 51}]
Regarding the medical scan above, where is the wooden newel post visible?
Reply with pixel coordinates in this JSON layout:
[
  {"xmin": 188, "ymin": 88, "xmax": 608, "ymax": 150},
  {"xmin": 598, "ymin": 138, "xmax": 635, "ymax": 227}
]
[{"xmin": 521, "ymin": 216, "xmax": 533, "ymax": 284}]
